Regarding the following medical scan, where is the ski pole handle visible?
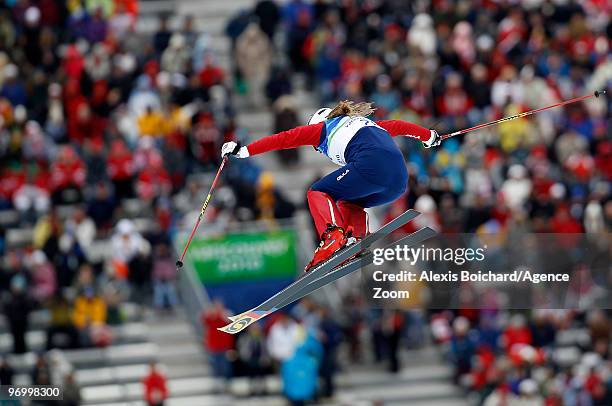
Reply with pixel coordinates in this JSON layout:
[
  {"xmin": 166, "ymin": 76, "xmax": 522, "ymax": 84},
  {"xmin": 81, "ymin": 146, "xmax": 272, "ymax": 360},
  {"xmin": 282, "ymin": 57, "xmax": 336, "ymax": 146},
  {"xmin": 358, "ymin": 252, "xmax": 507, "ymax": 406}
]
[{"xmin": 176, "ymin": 156, "xmax": 229, "ymax": 268}]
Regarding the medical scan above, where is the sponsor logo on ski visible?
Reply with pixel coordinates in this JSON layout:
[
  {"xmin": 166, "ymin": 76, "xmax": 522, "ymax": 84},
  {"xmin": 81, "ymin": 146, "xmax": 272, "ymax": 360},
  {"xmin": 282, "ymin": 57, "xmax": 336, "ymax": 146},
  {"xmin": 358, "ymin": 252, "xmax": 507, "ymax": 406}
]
[{"xmin": 225, "ymin": 316, "xmax": 253, "ymax": 333}]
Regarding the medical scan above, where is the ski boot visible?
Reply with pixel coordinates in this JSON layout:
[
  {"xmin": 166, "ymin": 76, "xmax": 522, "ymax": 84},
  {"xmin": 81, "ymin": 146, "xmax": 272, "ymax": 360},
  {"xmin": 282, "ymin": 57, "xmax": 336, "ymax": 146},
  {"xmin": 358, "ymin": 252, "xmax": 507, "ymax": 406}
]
[{"xmin": 305, "ymin": 224, "xmax": 348, "ymax": 272}]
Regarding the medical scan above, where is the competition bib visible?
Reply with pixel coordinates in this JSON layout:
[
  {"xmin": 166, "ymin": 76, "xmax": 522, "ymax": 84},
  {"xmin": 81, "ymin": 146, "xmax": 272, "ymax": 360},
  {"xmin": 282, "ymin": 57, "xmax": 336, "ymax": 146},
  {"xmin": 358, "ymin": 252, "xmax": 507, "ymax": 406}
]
[{"xmin": 317, "ymin": 116, "xmax": 382, "ymax": 165}]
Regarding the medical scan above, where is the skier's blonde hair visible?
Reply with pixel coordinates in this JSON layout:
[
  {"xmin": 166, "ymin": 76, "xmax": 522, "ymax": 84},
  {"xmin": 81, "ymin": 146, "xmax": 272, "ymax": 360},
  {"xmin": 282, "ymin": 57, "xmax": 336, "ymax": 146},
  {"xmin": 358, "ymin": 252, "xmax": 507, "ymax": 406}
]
[{"xmin": 326, "ymin": 100, "xmax": 376, "ymax": 120}]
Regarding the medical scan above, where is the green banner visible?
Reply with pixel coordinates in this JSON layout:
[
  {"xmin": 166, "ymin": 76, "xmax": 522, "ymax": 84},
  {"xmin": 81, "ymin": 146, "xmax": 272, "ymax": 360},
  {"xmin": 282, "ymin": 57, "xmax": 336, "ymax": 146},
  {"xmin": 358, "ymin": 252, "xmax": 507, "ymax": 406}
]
[{"xmin": 186, "ymin": 229, "xmax": 298, "ymax": 285}]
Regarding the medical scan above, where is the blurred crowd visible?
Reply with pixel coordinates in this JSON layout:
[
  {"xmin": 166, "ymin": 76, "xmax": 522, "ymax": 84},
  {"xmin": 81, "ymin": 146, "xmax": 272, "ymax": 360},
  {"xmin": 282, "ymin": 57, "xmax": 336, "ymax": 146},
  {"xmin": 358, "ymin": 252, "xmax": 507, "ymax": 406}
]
[
  {"xmin": 0, "ymin": 0, "xmax": 610, "ymax": 405},
  {"xmin": 434, "ymin": 309, "xmax": 611, "ymax": 405},
  {"xmin": 226, "ymin": 0, "xmax": 611, "ymax": 235},
  {"xmin": 202, "ymin": 298, "xmax": 354, "ymax": 405}
]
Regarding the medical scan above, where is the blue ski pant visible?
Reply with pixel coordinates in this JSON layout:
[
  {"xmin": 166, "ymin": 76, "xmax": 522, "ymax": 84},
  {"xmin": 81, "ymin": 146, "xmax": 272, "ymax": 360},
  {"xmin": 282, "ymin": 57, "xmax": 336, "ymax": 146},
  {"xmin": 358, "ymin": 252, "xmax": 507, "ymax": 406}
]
[{"xmin": 310, "ymin": 148, "xmax": 408, "ymax": 208}]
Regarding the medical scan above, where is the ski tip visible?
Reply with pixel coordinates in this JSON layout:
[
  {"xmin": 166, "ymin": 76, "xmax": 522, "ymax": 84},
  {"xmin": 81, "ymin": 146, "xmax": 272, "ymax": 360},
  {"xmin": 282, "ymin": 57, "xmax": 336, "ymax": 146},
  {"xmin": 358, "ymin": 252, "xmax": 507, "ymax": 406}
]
[
  {"xmin": 227, "ymin": 312, "xmax": 244, "ymax": 321},
  {"xmin": 218, "ymin": 315, "xmax": 258, "ymax": 334}
]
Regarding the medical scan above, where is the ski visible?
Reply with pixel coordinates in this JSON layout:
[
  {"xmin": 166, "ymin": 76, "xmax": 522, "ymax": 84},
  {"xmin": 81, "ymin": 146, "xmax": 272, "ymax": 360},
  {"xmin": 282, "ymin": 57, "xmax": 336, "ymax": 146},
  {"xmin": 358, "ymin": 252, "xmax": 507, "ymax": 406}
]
[
  {"xmin": 273, "ymin": 226, "xmax": 437, "ymax": 310},
  {"xmin": 219, "ymin": 209, "xmax": 421, "ymax": 334}
]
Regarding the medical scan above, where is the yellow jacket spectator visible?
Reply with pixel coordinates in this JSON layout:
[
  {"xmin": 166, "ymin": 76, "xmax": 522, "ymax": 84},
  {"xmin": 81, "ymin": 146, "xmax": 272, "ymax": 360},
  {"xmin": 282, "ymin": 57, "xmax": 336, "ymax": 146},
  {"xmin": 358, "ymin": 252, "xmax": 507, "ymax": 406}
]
[
  {"xmin": 73, "ymin": 288, "xmax": 107, "ymax": 329},
  {"xmin": 137, "ymin": 106, "xmax": 166, "ymax": 137},
  {"xmin": 166, "ymin": 104, "xmax": 191, "ymax": 134},
  {"xmin": 499, "ymin": 104, "xmax": 534, "ymax": 152}
]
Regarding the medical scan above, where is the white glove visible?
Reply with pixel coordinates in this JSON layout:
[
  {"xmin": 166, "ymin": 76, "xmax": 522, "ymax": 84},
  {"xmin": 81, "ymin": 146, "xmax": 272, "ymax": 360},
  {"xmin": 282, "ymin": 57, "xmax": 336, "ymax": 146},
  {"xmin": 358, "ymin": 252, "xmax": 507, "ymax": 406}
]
[
  {"xmin": 422, "ymin": 129, "xmax": 441, "ymax": 148},
  {"xmin": 221, "ymin": 141, "xmax": 249, "ymax": 158}
]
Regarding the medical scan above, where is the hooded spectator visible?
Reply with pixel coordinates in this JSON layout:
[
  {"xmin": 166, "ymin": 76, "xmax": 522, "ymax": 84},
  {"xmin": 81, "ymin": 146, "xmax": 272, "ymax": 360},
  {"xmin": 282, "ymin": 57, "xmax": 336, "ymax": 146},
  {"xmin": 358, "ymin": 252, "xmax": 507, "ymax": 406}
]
[
  {"xmin": 161, "ymin": 33, "xmax": 191, "ymax": 74},
  {"xmin": 281, "ymin": 326, "xmax": 322, "ymax": 406},
  {"xmin": 109, "ymin": 219, "xmax": 151, "ymax": 273},
  {"xmin": 236, "ymin": 23, "xmax": 272, "ymax": 106}
]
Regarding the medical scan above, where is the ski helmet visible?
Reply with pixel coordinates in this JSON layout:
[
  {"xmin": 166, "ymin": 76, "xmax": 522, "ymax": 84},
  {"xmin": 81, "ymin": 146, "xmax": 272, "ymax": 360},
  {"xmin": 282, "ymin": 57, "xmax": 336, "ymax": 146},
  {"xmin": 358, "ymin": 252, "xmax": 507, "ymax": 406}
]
[{"xmin": 308, "ymin": 107, "xmax": 332, "ymax": 125}]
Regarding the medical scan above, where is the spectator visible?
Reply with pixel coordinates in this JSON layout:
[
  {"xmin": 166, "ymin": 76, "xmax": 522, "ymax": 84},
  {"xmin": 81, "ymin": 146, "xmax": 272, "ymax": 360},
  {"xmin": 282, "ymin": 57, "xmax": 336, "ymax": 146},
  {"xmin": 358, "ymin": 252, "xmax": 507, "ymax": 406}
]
[
  {"xmin": 49, "ymin": 146, "xmax": 86, "ymax": 205},
  {"xmin": 13, "ymin": 168, "xmax": 51, "ymax": 223},
  {"xmin": 151, "ymin": 243, "xmax": 178, "ymax": 310},
  {"xmin": 72, "ymin": 286, "xmax": 107, "ymax": 347},
  {"xmin": 86, "ymin": 182, "xmax": 117, "ymax": 230},
  {"xmin": 272, "ymin": 95, "xmax": 300, "ymax": 166},
  {"xmin": 161, "ymin": 34, "xmax": 191, "ymax": 74},
  {"xmin": 281, "ymin": 326, "xmax": 322, "ymax": 406},
  {"xmin": 384, "ymin": 309, "xmax": 405, "ymax": 373},
  {"xmin": 142, "ymin": 362, "xmax": 169, "ymax": 406},
  {"xmin": 317, "ymin": 306, "xmax": 342, "ymax": 398},
  {"xmin": 0, "ymin": 64, "xmax": 26, "ymax": 106},
  {"xmin": 153, "ymin": 16, "xmax": 172, "ymax": 55},
  {"xmin": 237, "ymin": 324, "xmax": 269, "ymax": 395},
  {"xmin": 66, "ymin": 206, "xmax": 96, "ymax": 251},
  {"xmin": 137, "ymin": 105, "xmax": 166, "ymax": 138},
  {"xmin": 235, "ymin": 23, "xmax": 272, "ymax": 106},
  {"xmin": 46, "ymin": 292, "xmax": 79, "ymax": 350},
  {"xmin": 107, "ymin": 139, "xmax": 135, "ymax": 199},
  {"xmin": 450, "ymin": 317, "xmax": 475, "ymax": 382},
  {"xmin": 28, "ymin": 250, "xmax": 56, "ymax": 303},
  {"xmin": 0, "ymin": 356, "xmax": 14, "ymax": 385},
  {"xmin": 31, "ymin": 354, "xmax": 52, "ymax": 386},
  {"xmin": 2, "ymin": 274, "xmax": 32, "ymax": 354},
  {"xmin": 267, "ymin": 313, "xmax": 300, "ymax": 364},
  {"xmin": 201, "ymin": 300, "xmax": 235, "ymax": 381},
  {"xmin": 59, "ymin": 372, "xmax": 81, "ymax": 406},
  {"xmin": 501, "ymin": 165, "xmax": 532, "ymax": 214},
  {"xmin": 108, "ymin": 2, "xmax": 135, "ymax": 41},
  {"xmin": 109, "ymin": 219, "xmax": 150, "ymax": 275}
]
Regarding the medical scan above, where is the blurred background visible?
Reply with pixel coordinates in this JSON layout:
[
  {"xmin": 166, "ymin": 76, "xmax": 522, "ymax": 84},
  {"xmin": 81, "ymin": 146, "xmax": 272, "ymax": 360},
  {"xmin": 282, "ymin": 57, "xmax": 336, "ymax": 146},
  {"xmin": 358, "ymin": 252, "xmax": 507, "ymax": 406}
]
[{"xmin": 0, "ymin": 0, "xmax": 610, "ymax": 405}]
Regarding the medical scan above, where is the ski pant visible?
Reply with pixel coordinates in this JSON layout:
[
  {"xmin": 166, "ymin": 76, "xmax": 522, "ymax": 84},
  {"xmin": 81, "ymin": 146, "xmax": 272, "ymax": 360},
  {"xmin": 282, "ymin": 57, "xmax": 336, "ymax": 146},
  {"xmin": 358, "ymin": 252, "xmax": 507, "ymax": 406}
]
[{"xmin": 308, "ymin": 147, "xmax": 407, "ymax": 238}]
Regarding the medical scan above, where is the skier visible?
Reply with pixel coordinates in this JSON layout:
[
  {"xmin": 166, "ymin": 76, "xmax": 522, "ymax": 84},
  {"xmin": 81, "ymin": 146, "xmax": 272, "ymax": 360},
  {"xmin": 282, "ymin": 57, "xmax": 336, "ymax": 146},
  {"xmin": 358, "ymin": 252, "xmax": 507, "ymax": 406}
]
[{"xmin": 221, "ymin": 101, "xmax": 441, "ymax": 271}]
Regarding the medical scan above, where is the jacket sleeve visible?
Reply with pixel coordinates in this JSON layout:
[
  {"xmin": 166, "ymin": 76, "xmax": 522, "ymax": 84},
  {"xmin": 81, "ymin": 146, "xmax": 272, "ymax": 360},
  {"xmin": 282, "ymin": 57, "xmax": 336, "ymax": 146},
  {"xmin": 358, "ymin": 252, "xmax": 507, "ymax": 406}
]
[
  {"xmin": 376, "ymin": 120, "xmax": 431, "ymax": 142},
  {"xmin": 246, "ymin": 123, "xmax": 324, "ymax": 156}
]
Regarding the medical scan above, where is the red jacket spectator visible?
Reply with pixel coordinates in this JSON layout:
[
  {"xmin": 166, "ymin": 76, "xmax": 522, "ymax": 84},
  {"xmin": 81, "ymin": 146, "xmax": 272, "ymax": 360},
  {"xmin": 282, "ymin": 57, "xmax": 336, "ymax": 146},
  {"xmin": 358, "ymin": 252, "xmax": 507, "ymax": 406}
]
[
  {"xmin": 550, "ymin": 206, "xmax": 582, "ymax": 234},
  {"xmin": 436, "ymin": 78, "xmax": 473, "ymax": 116},
  {"xmin": 190, "ymin": 113, "xmax": 221, "ymax": 163},
  {"xmin": 50, "ymin": 147, "xmax": 86, "ymax": 191},
  {"xmin": 107, "ymin": 140, "xmax": 134, "ymax": 181},
  {"xmin": 136, "ymin": 154, "xmax": 171, "ymax": 200},
  {"xmin": 62, "ymin": 44, "xmax": 85, "ymax": 79},
  {"xmin": 502, "ymin": 316, "xmax": 532, "ymax": 349},
  {"xmin": 142, "ymin": 363, "xmax": 168, "ymax": 406},
  {"xmin": 201, "ymin": 303, "xmax": 235, "ymax": 353},
  {"xmin": 595, "ymin": 141, "xmax": 612, "ymax": 180},
  {"xmin": 198, "ymin": 58, "xmax": 225, "ymax": 88},
  {"xmin": 0, "ymin": 166, "xmax": 25, "ymax": 201}
]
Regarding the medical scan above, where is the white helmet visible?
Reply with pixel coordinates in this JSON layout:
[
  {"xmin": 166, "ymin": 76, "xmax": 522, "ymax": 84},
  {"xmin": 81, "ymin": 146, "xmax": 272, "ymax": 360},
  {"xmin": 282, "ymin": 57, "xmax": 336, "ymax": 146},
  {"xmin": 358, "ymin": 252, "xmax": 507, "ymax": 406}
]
[{"xmin": 308, "ymin": 107, "xmax": 331, "ymax": 125}]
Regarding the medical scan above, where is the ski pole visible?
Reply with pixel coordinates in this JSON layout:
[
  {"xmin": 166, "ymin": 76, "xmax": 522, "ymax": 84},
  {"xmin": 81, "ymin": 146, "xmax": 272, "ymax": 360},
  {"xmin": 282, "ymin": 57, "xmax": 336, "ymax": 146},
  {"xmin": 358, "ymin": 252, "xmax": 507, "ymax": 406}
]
[
  {"xmin": 440, "ymin": 89, "xmax": 606, "ymax": 141},
  {"xmin": 176, "ymin": 156, "xmax": 229, "ymax": 269}
]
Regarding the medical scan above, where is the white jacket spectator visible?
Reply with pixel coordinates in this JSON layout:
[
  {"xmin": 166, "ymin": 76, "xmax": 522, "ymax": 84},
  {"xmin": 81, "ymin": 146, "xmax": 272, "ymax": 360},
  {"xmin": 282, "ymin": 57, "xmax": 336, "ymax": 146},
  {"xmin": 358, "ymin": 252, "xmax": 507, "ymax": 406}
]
[
  {"xmin": 491, "ymin": 65, "xmax": 523, "ymax": 107},
  {"xmin": 13, "ymin": 183, "xmax": 50, "ymax": 215},
  {"xmin": 266, "ymin": 315, "xmax": 301, "ymax": 362},
  {"xmin": 161, "ymin": 34, "xmax": 191, "ymax": 74},
  {"xmin": 110, "ymin": 219, "xmax": 150, "ymax": 264},
  {"xmin": 65, "ymin": 207, "xmax": 97, "ymax": 257},
  {"xmin": 501, "ymin": 165, "xmax": 532, "ymax": 213},
  {"xmin": 408, "ymin": 14, "xmax": 436, "ymax": 56}
]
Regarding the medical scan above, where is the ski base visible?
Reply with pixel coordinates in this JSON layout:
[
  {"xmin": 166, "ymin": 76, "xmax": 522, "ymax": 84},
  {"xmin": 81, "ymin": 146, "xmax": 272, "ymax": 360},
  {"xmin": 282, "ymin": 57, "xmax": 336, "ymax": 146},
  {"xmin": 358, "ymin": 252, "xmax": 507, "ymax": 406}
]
[{"xmin": 219, "ymin": 209, "xmax": 426, "ymax": 334}]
